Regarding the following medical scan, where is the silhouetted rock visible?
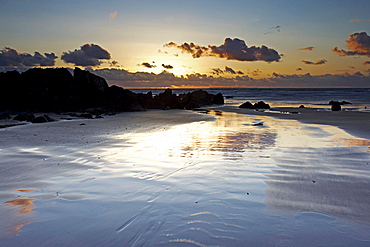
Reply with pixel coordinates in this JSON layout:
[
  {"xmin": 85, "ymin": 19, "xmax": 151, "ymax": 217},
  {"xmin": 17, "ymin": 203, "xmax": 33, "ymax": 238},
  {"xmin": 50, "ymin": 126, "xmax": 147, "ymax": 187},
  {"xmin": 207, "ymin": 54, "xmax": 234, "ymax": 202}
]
[
  {"xmin": 14, "ymin": 113, "xmax": 35, "ymax": 122},
  {"xmin": 0, "ymin": 112, "xmax": 11, "ymax": 120},
  {"xmin": 239, "ymin": 101, "xmax": 254, "ymax": 108},
  {"xmin": 0, "ymin": 68, "xmax": 223, "ymax": 113},
  {"xmin": 213, "ymin": 93, "xmax": 224, "ymax": 105},
  {"xmin": 254, "ymin": 101, "xmax": 270, "ymax": 109},
  {"xmin": 330, "ymin": 101, "xmax": 341, "ymax": 111},
  {"xmin": 78, "ymin": 113, "xmax": 93, "ymax": 119},
  {"xmin": 299, "ymin": 105, "xmax": 305, "ymax": 108},
  {"xmin": 329, "ymin": 100, "xmax": 351, "ymax": 105},
  {"xmin": 31, "ymin": 114, "xmax": 55, "ymax": 123},
  {"xmin": 239, "ymin": 101, "xmax": 270, "ymax": 109}
]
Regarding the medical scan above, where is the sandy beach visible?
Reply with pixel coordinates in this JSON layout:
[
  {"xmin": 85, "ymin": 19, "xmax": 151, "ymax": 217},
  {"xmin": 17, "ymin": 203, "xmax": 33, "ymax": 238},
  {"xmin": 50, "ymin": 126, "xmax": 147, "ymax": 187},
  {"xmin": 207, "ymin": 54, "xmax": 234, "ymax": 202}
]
[{"xmin": 1, "ymin": 108, "xmax": 370, "ymax": 246}]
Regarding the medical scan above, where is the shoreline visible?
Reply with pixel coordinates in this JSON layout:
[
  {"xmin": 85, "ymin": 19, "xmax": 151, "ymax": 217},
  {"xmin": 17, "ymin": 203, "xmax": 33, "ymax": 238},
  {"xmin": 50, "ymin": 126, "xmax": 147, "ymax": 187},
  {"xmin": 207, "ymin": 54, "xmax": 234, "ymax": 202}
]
[{"xmin": 213, "ymin": 106, "xmax": 370, "ymax": 140}]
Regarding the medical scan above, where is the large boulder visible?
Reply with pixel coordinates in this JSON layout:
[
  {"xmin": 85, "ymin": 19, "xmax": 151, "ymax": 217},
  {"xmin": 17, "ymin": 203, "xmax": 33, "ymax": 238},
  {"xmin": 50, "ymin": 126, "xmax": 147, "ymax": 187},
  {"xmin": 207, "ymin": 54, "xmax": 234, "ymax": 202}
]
[
  {"xmin": 239, "ymin": 101, "xmax": 254, "ymax": 109},
  {"xmin": 239, "ymin": 101, "xmax": 270, "ymax": 109},
  {"xmin": 74, "ymin": 68, "xmax": 109, "ymax": 93},
  {"xmin": 13, "ymin": 113, "xmax": 35, "ymax": 122},
  {"xmin": 330, "ymin": 101, "xmax": 341, "ymax": 111}
]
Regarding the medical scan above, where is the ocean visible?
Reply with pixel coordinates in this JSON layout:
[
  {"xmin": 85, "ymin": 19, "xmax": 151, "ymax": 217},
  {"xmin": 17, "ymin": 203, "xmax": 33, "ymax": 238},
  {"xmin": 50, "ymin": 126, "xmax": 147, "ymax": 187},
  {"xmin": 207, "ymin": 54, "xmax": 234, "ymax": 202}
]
[{"xmin": 131, "ymin": 88, "xmax": 370, "ymax": 111}]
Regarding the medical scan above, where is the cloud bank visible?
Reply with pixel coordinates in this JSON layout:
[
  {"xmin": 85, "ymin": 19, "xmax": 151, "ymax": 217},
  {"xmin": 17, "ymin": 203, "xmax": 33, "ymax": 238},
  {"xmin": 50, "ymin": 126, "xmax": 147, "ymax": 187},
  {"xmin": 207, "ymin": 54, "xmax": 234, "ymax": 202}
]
[
  {"xmin": 61, "ymin": 44, "xmax": 111, "ymax": 66},
  {"xmin": 0, "ymin": 47, "xmax": 57, "ymax": 67},
  {"xmin": 89, "ymin": 68, "xmax": 370, "ymax": 88},
  {"xmin": 333, "ymin": 32, "xmax": 370, "ymax": 56},
  {"xmin": 165, "ymin": 38, "xmax": 281, "ymax": 62}
]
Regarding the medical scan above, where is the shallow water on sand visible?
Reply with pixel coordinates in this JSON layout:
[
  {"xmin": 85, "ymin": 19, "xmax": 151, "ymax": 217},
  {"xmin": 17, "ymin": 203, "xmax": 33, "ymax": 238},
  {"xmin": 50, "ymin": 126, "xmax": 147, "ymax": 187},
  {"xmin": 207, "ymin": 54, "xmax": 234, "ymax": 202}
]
[{"xmin": 1, "ymin": 111, "xmax": 370, "ymax": 246}]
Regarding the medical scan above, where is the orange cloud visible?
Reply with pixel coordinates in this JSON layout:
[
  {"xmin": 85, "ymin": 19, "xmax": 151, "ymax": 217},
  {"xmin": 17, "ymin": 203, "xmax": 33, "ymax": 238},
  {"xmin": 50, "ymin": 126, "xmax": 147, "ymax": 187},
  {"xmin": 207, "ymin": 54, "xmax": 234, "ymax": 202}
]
[
  {"xmin": 109, "ymin": 11, "xmax": 118, "ymax": 21},
  {"xmin": 165, "ymin": 38, "xmax": 281, "ymax": 62},
  {"xmin": 297, "ymin": 46, "xmax": 315, "ymax": 51},
  {"xmin": 333, "ymin": 32, "xmax": 370, "ymax": 56},
  {"xmin": 301, "ymin": 59, "xmax": 327, "ymax": 65},
  {"xmin": 349, "ymin": 19, "xmax": 370, "ymax": 22}
]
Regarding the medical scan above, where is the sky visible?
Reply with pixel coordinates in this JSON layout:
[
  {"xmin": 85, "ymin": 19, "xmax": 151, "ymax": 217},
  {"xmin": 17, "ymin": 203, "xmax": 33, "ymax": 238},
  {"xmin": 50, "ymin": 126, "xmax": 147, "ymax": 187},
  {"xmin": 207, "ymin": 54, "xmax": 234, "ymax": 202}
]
[{"xmin": 1, "ymin": 0, "xmax": 370, "ymax": 88}]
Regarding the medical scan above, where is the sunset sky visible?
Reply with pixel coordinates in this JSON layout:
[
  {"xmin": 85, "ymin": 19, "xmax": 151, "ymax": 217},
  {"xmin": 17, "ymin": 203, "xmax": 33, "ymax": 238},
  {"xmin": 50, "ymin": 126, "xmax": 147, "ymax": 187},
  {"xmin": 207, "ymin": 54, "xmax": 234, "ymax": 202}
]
[{"xmin": 1, "ymin": 0, "xmax": 370, "ymax": 88}]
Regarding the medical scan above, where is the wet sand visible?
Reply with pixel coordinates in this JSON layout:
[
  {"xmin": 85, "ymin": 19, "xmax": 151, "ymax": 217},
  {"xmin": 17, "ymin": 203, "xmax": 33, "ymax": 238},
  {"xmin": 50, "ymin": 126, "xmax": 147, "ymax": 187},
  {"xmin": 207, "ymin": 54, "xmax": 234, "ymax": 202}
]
[
  {"xmin": 1, "ymin": 109, "xmax": 370, "ymax": 246},
  {"xmin": 213, "ymin": 106, "xmax": 370, "ymax": 140}
]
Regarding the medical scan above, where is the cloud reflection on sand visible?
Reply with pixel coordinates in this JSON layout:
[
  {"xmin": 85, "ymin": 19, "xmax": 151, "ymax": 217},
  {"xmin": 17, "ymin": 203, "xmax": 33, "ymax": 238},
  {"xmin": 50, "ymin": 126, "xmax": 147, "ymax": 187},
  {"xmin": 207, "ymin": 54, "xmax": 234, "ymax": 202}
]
[{"xmin": 3, "ymin": 197, "xmax": 36, "ymax": 237}]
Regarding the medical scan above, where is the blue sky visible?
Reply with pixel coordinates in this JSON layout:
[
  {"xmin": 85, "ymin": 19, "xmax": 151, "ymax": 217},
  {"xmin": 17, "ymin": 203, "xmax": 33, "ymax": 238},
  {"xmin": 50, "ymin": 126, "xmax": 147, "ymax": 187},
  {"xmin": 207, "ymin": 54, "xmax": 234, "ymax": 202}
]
[{"xmin": 1, "ymin": 0, "xmax": 370, "ymax": 88}]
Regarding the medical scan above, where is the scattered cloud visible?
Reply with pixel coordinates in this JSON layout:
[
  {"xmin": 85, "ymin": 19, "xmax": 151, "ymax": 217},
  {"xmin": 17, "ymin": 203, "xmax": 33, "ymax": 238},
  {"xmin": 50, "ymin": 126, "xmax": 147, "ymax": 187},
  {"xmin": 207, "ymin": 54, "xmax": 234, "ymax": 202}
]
[
  {"xmin": 364, "ymin": 61, "xmax": 370, "ymax": 65},
  {"xmin": 225, "ymin": 66, "xmax": 236, "ymax": 74},
  {"xmin": 250, "ymin": 69, "xmax": 262, "ymax": 76},
  {"xmin": 109, "ymin": 11, "xmax": 118, "ymax": 21},
  {"xmin": 211, "ymin": 66, "xmax": 243, "ymax": 76},
  {"xmin": 61, "ymin": 44, "xmax": 111, "ymax": 67},
  {"xmin": 264, "ymin": 25, "xmax": 281, "ymax": 35},
  {"xmin": 301, "ymin": 59, "xmax": 327, "ymax": 65},
  {"xmin": 162, "ymin": 64, "xmax": 173, "ymax": 69},
  {"xmin": 164, "ymin": 38, "xmax": 281, "ymax": 62},
  {"xmin": 349, "ymin": 19, "xmax": 369, "ymax": 22},
  {"xmin": 211, "ymin": 68, "xmax": 224, "ymax": 75},
  {"xmin": 297, "ymin": 46, "xmax": 315, "ymax": 51},
  {"xmin": 333, "ymin": 32, "xmax": 370, "ymax": 56},
  {"xmin": 0, "ymin": 47, "xmax": 57, "ymax": 67},
  {"xmin": 140, "ymin": 62, "xmax": 156, "ymax": 68},
  {"xmin": 109, "ymin": 60, "xmax": 120, "ymax": 67},
  {"xmin": 296, "ymin": 67, "xmax": 303, "ymax": 71}
]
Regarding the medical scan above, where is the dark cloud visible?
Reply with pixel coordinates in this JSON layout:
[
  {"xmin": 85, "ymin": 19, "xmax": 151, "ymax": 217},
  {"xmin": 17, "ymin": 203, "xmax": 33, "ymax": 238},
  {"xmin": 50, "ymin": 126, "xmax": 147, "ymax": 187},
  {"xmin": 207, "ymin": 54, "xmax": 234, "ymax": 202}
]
[
  {"xmin": 211, "ymin": 66, "xmax": 243, "ymax": 75},
  {"xmin": 364, "ymin": 61, "xmax": 370, "ymax": 65},
  {"xmin": 165, "ymin": 38, "xmax": 281, "ymax": 62},
  {"xmin": 211, "ymin": 68, "xmax": 224, "ymax": 75},
  {"xmin": 301, "ymin": 59, "xmax": 327, "ymax": 65},
  {"xmin": 162, "ymin": 64, "xmax": 173, "ymax": 69},
  {"xmin": 225, "ymin": 66, "xmax": 236, "ymax": 74},
  {"xmin": 333, "ymin": 32, "xmax": 370, "ymax": 56},
  {"xmin": 296, "ymin": 67, "xmax": 303, "ymax": 71},
  {"xmin": 141, "ymin": 62, "xmax": 156, "ymax": 68},
  {"xmin": 0, "ymin": 47, "xmax": 57, "ymax": 67},
  {"xmin": 297, "ymin": 46, "xmax": 315, "ymax": 51},
  {"xmin": 61, "ymin": 44, "xmax": 111, "ymax": 66}
]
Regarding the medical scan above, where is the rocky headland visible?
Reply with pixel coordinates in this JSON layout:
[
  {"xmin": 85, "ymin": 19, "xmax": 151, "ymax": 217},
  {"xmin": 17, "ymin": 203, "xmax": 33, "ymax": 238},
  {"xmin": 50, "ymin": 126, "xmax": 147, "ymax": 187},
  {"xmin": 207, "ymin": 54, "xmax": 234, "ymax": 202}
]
[{"xmin": 0, "ymin": 68, "xmax": 224, "ymax": 116}]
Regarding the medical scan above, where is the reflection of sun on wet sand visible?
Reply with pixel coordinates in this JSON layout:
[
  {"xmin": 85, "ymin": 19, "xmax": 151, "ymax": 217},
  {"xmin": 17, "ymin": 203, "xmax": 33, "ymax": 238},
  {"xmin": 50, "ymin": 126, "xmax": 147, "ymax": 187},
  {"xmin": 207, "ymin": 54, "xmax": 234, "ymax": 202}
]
[{"xmin": 0, "ymin": 109, "xmax": 370, "ymax": 245}]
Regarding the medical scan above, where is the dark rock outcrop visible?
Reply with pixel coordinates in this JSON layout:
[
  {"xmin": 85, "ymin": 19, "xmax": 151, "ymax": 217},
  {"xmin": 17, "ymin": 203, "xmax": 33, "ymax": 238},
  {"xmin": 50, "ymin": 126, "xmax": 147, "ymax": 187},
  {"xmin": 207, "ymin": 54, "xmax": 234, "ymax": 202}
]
[
  {"xmin": 0, "ymin": 68, "xmax": 224, "ymax": 114},
  {"xmin": 329, "ymin": 100, "xmax": 351, "ymax": 105},
  {"xmin": 14, "ymin": 113, "xmax": 35, "ymax": 122},
  {"xmin": 31, "ymin": 115, "xmax": 54, "ymax": 123},
  {"xmin": 0, "ymin": 112, "xmax": 11, "ymax": 120},
  {"xmin": 239, "ymin": 101, "xmax": 270, "ymax": 109},
  {"xmin": 239, "ymin": 101, "xmax": 254, "ymax": 109},
  {"xmin": 330, "ymin": 101, "xmax": 342, "ymax": 111}
]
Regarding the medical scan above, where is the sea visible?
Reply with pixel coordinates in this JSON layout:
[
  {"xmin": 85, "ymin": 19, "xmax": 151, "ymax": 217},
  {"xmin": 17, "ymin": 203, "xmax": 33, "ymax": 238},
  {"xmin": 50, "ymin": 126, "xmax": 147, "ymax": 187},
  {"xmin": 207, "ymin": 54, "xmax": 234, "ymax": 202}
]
[{"xmin": 131, "ymin": 88, "xmax": 370, "ymax": 111}]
